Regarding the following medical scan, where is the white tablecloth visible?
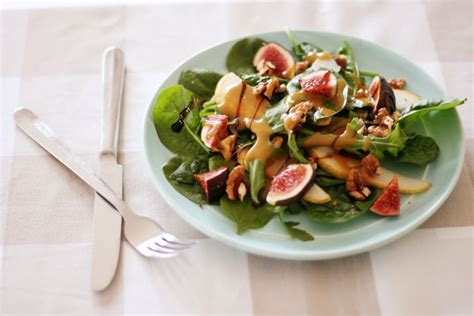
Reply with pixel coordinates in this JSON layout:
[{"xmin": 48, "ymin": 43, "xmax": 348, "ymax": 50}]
[{"xmin": 1, "ymin": 1, "xmax": 473, "ymax": 314}]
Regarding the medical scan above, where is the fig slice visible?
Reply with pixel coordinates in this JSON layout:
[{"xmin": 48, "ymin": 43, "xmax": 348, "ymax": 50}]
[
  {"xmin": 370, "ymin": 176, "xmax": 400, "ymax": 216},
  {"xmin": 303, "ymin": 183, "xmax": 331, "ymax": 204},
  {"xmin": 266, "ymin": 164, "xmax": 314, "ymax": 206},
  {"xmin": 368, "ymin": 76, "xmax": 396, "ymax": 114},
  {"xmin": 201, "ymin": 114, "xmax": 228, "ymax": 151},
  {"xmin": 195, "ymin": 166, "xmax": 229, "ymax": 203},
  {"xmin": 299, "ymin": 70, "xmax": 338, "ymax": 97},
  {"xmin": 253, "ymin": 42, "xmax": 295, "ymax": 79}
]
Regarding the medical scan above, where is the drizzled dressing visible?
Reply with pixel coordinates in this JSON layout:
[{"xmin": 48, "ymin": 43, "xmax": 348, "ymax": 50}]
[{"xmin": 243, "ymin": 118, "xmax": 274, "ymax": 163}]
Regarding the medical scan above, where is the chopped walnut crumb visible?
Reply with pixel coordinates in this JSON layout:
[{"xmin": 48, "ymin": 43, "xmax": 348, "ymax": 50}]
[
  {"xmin": 368, "ymin": 108, "xmax": 395, "ymax": 137},
  {"xmin": 389, "ymin": 79, "xmax": 406, "ymax": 89},
  {"xmin": 256, "ymin": 59, "xmax": 276, "ymax": 76},
  {"xmin": 361, "ymin": 154, "xmax": 380, "ymax": 176},
  {"xmin": 356, "ymin": 88, "xmax": 367, "ymax": 98},
  {"xmin": 226, "ymin": 165, "xmax": 247, "ymax": 201},
  {"xmin": 295, "ymin": 61, "xmax": 310, "ymax": 74}
]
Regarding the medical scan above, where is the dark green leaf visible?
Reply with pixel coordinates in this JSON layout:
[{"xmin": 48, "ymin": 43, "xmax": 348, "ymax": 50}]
[
  {"xmin": 163, "ymin": 156, "xmax": 209, "ymax": 205},
  {"xmin": 278, "ymin": 213, "xmax": 314, "ymax": 241},
  {"xmin": 226, "ymin": 37, "xmax": 265, "ymax": 76},
  {"xmin": 220, "ymin": 196, "xmax": 276, "ymax": 234},
  {"xmin": 153, "ymin": 85, "xmax": 208, "ymax": 156},
  {"xmin": 285, "ymin": 28, "xmax": 322, "ymax": 59},
  {"xmin": 248, "ymin": 159, "xmax": 265, "ymax": 204},
  {"xmin": 396, "ymin": 135, "xmax": 440, "ymax": 166},
  {"xmin": 208, "ymin": 154, "xmax": 227, "ymax": 170},
  {"xmin": 399, "ymin": 98, "xmax": 466, "ymax": 128},
  {"xmin": 305, "ymin": 184, "xmax": 377, "ymax": 223},
  {"xmin": 264, "ymin": 97, "xmax": 289, "ymax": 132},
  {"xmin": 178, "ymin": 69, "xmax": 223, "ymax": 100}
]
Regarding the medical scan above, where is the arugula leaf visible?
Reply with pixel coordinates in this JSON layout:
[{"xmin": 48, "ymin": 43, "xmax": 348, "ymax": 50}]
[
  {"xmin": 248, "ymin": 159, "xmax": 265, "ymax": 204},
  {"xmin": 178, "ymin": 69, "xmax": 223, "ymax": 100},
  {"xmin": 220, "ymin": 196, "xmax": 276, "ymax": 234},
  {"xmin": 264, "ymin": 97, "xmax": 289, "ymax": 132},
  {"xmin": 278, "ymin": 212, "xmax": 314, "ymax": 241},
  {"xmin": 226, "ymin": 37, "xmax": 265, "ymax": 76},
  {"xmin": 396, "ymin": 135, "xmax": 440, "ymax": 165},
  {"xmin": 153, "ymin": 85, "xmax": 207, "ymax": 156},
  {"xmin": 285, "ymin": 28, "xmax": 322, "ymax": 59},
  {"xmin": 399, "ymin": 98, "xmax": 466, "ymax": 128},
  {"xmin": 342, "ymin": 119, "xmax": 408, "ymax": 159},
  {"xmin": 288, "ymin": 131, "xmax": 309, "ymax": 163},
  {"xmin": 335, "ymin": 40, "xmax": 360, "ymax": 95},
  {"xmin": 305, "ymin": 184, "xmax": 378, "ymax": 223},
  {"xmin": 163, "ymin": 156, "xmax": 209, "ymax": 205}
]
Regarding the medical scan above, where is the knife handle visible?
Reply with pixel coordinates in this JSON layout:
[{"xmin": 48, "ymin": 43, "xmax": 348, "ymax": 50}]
[{"xmin": 101, "ymin": 47, "xmax": 125, "ymax": 156}]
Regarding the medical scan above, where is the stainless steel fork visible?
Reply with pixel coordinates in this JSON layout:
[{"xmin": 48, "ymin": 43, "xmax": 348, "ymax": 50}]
[{"xmin": 14, "ymin": 108, "xmax": 194, "ymax": 258}]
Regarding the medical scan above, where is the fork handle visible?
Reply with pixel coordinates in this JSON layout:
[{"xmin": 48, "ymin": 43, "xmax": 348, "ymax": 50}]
[{"xmin": 13, "ymin": 108, "xmax": 134, "ymax": 221}]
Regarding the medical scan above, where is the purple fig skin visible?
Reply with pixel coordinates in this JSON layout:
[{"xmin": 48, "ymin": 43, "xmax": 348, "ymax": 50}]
[
  {"xmin": 368, "ymin": 76, "xmax": 396, "ymax": 114},
  {"xmin": 195, "ymin": 167, "xmax": 229, "ymax": 203},
  {"xmin": 267, "ymin": 164, "xmax": 315, "ymax": 206}
]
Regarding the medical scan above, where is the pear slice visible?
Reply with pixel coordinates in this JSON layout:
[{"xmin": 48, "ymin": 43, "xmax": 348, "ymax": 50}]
[
  {"xmin": 317, "ymin": 154, "xmax": 431, "ymax": 194},
  {"xmin": 303, "ymin": 184, "xmax": 332, "ymax": 204},
  {"xmin": 394, "ymin": 89, "xmax": 421, "ymax": 110}
]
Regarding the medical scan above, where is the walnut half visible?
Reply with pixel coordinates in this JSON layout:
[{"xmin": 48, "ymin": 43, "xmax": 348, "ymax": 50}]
[
  {"xmin": 346, "ymin": 168, "xmax": 371, "ymax": 201},
  {"xmin": 226, "ymin": 165, "xmax": 247, "ymax": 201}
]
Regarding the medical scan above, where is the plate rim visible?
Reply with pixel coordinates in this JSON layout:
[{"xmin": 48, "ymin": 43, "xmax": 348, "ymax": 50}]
[{"xmin": 142, "ymin": 30, "xmax": 465, "ymax": 260}]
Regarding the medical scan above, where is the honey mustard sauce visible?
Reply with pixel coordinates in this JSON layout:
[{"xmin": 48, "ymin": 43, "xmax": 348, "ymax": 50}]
[
  {"xmin": 243, "ymin": 118, "xmax": 274, "ymax": 164},
  {"xmin": 217, "ymin": 81, "xmax": 244, "ymax": 119}
]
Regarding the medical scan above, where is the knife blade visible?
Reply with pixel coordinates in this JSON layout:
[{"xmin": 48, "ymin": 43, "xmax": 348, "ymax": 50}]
[{"xmin": 91, "ymin": 47, "xmax": 125, "ymax": 291}]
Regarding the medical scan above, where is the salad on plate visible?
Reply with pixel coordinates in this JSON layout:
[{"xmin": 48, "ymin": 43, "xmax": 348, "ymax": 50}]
[{"xmin": 152, "ymin": 30, "xmax": 466, "ymax": 241}]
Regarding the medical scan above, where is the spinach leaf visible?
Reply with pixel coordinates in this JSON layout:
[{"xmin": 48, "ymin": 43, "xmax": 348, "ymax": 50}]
[
  {"xmin": 288, "ymin": 131, "xmax": 309, "ymax": 163},
  {"xmin": 220, "ymin": 196, "xmax": 276, "ymax": 234},
  {"xmin": 153, "ymin": 85, "xmax": 208, "ymax": 156},
  {"xmin": 285, "ymin": 28, "xmax": 322, "ymax": 59},
  {"xmin": 248, "ymin": 159, "xmax": 265, "ymax": 204},
  {"xmin": 226, "ymin": 37, "xmax": 265, "ymax": 76},
  {"xmin": 209, "ymin": 154, "xmax": 227, "ymax": 170},
  {"xmin": 178, "ymin": 69, "xmax": 223, "ymax": 100},
  {"xmin": 399, "ymin": 98, "xmax": 466, "ymax": 128},
  {"xmin": 264, "ymin": 97, "xmax": 289, "ymax": 132},
  {"xmin": 305, "ymin": 184, "xmax": 378, "ymax": 223},
  {"xmin": 163, "ymin": 155, "xmax": 209, "ymax": 205},
  {"xmin": 199, "ymin": 100, "xmax": 217, "ymax": 118},
  {"xmin": 315, "ymin": 168, "xmax": 346, "ymax": 187},
  {"xmin": 241, "ymin": 74, "xmax": 289, "ymax": 86},
  {"xmin": 278, "ymin": 212, "xmax": 314, "ymax": 241},
  {"xmin": 396, "ymin": 135, "xmax": 440, "ymax": 165}
]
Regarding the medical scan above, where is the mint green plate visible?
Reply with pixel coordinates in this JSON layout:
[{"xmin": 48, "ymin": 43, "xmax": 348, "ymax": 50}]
[{"xmin": 143, "ymin": 31, "xmax": 464, "ymax": 260}]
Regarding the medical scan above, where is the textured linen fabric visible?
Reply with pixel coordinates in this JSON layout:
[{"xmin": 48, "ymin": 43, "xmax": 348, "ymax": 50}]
[{"xmin": 1, "ymin": 1, "xmax": 472, "ymax": 314}]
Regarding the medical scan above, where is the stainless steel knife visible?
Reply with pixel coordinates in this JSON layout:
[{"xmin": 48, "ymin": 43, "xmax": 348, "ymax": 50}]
[{"xmin": 91, "ymin": 47, "xmax": 125, "ymax": 291}]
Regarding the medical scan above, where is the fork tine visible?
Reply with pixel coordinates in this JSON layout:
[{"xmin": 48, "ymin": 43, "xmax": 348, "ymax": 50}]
[
  {"xmin": 161, "ymin": 232, "xmax": 196, "ymax": 246},
  {"xmin": 155, "ymin": 239, "xmax": 192, "ymax": 250}
]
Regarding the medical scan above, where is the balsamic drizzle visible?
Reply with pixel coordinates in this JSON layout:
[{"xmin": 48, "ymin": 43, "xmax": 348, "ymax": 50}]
[{"xmin": 171, "ymin": 106, "xmax": 191, "ymax": 133}]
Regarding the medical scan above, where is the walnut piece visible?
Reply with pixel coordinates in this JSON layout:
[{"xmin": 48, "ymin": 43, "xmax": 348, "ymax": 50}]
[
  {"xmin": 252, "ymin": 77, "xmax": 281, "ymax": 99},
  {"xmin": 256, "ymin": 59, "xmax": 276, "ymax": 76},
  {"xmin": 335, "ymin": 55, "xmax": 347, "ymax": 69},
  {"xmin": 226, "ymin": 165, "xmax": 247, "ymax": 201},
  {"xmin": 389, "ymin": 79, "xmax": 406, "ymax": 89},
  {"xmin": 346, "ymin": 168, "xmax": 372, "ymax": 201},
  {"xmin": 361, "ymin": 154, "xmax": 379, "ymax": 176},
  {"xmin": 283, "ymin": 100, "xmax": 316, "ymax": 131},
  {"xmin": 271, "ymin": 136, "xmax": 284, "ymax": 149}
]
